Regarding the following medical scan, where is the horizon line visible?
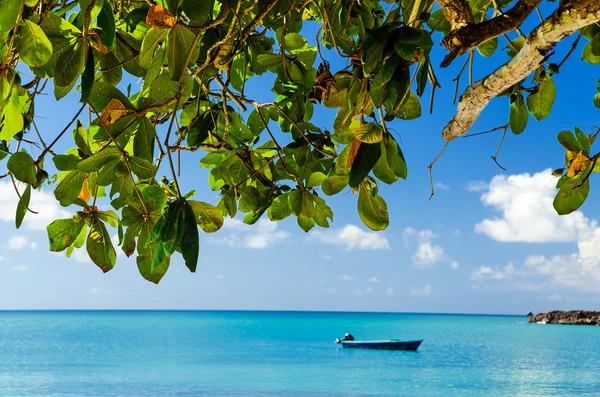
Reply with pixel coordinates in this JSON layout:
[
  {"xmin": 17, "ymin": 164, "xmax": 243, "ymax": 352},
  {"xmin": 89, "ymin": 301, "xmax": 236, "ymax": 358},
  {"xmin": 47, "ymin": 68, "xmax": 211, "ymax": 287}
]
[{"xmin": 0, "ymin": 308, "xmax": 529, "ymax": 316}]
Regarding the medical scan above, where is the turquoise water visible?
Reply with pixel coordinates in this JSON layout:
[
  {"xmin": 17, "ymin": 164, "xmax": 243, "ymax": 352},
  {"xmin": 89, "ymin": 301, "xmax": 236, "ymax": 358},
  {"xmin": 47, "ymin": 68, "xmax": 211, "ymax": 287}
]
[{"xmin": 0, "ymin": 311, "xmax": 598, "ymax": 396}]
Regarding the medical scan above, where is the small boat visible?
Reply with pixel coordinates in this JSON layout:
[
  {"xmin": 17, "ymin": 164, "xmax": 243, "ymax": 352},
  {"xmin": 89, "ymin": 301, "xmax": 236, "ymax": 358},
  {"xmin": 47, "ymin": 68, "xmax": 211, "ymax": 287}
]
[{"xmin": 336, "ymin": 338, "xmax": 423, "ymax": 351}]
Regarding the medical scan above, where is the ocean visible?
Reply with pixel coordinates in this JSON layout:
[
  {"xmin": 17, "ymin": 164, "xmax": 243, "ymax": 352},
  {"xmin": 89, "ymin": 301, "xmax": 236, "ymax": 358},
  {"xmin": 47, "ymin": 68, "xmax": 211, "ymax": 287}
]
[{"xmin": 0, "ymin": 311, "xmax": 598, "ymax": 396}]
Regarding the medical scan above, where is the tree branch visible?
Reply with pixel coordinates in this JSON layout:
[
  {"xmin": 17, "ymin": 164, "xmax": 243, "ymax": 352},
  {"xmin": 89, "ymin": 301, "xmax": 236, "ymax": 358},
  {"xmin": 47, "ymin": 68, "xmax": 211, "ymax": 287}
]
[
  {"xmin": 440, "ymin": 0, "xmax": 543, "ymax": 67},
  {"xmin": 443, "ymin": 1, "xmax": 600, "ymax": 141},
  {"xmin": 437, "ymin": 0, "xmax": 474, "ymax": 31}
]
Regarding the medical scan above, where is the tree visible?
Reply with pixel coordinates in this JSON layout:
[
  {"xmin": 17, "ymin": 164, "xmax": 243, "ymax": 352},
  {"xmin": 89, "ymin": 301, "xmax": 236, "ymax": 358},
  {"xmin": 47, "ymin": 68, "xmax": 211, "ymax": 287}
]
[{"xmin": 0, "ymin": 0, "xmax": 598, "ymax": 282}]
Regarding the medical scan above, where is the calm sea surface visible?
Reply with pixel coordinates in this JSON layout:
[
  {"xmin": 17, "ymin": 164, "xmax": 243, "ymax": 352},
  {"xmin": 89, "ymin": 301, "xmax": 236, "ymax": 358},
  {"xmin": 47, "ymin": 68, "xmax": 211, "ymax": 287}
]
[{"xmin": 0, "ymin": 311, "xmax": 598, "ymax": 396}]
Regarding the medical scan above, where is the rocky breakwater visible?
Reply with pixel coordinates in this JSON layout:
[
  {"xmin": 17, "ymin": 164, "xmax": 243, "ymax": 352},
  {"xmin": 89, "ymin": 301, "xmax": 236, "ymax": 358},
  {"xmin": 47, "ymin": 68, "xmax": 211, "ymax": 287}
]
[{"xmin": 528, "ymin": 311, "xmax": 600, "ymax": 325}]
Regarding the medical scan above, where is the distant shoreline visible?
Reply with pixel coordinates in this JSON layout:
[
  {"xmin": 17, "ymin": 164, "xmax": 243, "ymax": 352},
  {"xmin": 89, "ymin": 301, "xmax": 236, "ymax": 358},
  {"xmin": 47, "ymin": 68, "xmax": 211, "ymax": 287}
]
[{"xmin": 528, "ymin": 311, "xmax": 600, "ymax": 325}]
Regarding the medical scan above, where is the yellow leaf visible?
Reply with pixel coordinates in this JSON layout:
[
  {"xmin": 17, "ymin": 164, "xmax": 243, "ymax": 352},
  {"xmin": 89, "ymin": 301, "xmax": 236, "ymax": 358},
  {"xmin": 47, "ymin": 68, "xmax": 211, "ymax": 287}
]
[
  {"xmin": 78, "ymin": 175, "xmax": 91, "ymax": 203},
  {"xmin": 100, "ymin": 98, "xmax": 134, "ymax": 126},
  {"xmin": 88, "ymin": 33, "xmax": 107, "ymax": 54},
  {"xmin": 567, "ymin": 152, "xmax": 590, "ymax": 177},
  {"xmin": 347, "ymin": 138, "xmax": 362, "ymax": 168},
  {"xmin": 352, "ymin": 122, "xmax": 383, "ymax": 144},
  {"xmin": 145, "ymin": 5, "xmax": 177, "ymax": 29}
]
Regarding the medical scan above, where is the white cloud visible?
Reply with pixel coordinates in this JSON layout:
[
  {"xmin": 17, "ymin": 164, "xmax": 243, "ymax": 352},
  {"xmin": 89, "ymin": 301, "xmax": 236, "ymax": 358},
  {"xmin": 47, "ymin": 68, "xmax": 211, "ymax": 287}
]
[
  {"xmin": 451, "ymin": 261, "xmax": 460, "ymax": 270},
  {"xmin": 326, "ymin": 287, "xmax": 339, "ymax": 295},
  {"xmin": 11, "ymin": 264, "xmax": 28, "ymax": 272},
  {"xmin": 466, "ymin": 180, "xmax": 489, "ymax": 192},
  {"xmin": 351, "ymin": 287, "xmax": 374, "ymax": 297},
  {"xmin": 385, "ymin": 287, "xmax": 394, "ymax": 296},
  {"xmin": 403, "ymin": 228, "xmax": 445, "ymax": 267},
  {"xmin": 322, "ymin": 254, "xmax": 332, "ymax": 260},
  {"xmin": 471, "ymin": 263, "xmax": 515, "ymax": 281},
  {"xmin": 0, "ymin": 181, "xmax": 69, "ymax": 230},
  {"xmin": 546, "ymin": 293, "xmax": 563, "ymax": 301},
  {"xmin": 311, "ymin": 224, "xmax": 389, "ymax": 250},
  {"xmin": 338, "ymin": 274, "xmax": 354, "ymax": 281},
  {"xmin": 368, "ymin": 276, "xmax": 379, "ymax": 283},
  {"xmin": 410, "ymin": 285, "xmax": 432, "ymax": 297},
  {"xmin": 8, "ymin": 235, "xmax": 37, "ymax": 250},
  {"xmin": 89, "ymin": 287, "xmax": 102, "ymax": 296},
  {"xmin": 216, "ymin": 274, "xmax": 225, "ymax": 279},
  {"xmin": 0, "ymin": 256, "xmax": 5, "ymax": 262},
  {"xmin": 434, "ymin": 182, "xmax": 450, "ymax": 191},
  {"xmin": 208, "ymin": 218, "xmax": 290, "ymax": 249},
  {"xmin": 414, "ymin": 242, "xmax": 445, "ymax": 267},
  {"xmin": 475, "ymin": 170, "xmax": 594, "ymax": 243}
]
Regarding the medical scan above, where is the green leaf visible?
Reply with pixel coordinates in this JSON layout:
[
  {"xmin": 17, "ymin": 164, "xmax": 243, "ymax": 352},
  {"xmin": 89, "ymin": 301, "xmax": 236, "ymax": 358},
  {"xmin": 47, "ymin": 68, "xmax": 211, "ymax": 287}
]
[
  {"xmin": 372, "ymin": 135, "xmax": 407, "ymax": 184},
  {"xmin": 509, "ymin": 93, "xmax": 528, "ymax": 134},
  {"xmin": 574, "ymin": 126, "xmax": 590, "ymax": 157},
  {"xmin": 297, "ymin": 215, "xmax": 315, "ymax": 233},
  {"xmin": 47, "ymin": 215, "xmax": 86, "ymax": 252},
  {"xmin": 16, "ymin": 20, "xmax": 53, "ymax": 68},
  {"xmin": 289, "ymin": 189, "xmax": 303, "ymax": 216},
  {"xmin": 553, "ymin": 176, "xmax": 590, "ymax": 215},
  {"xmin": 349, "ymin": 142, "xmax": 381, "ymax": 189},
  {"xmin": 133, "ymin": 117, "xmax": 156, "ymax": 161},
  {"xmin": 506, "ymin": 38, "xmax": 525, "ymax": 58},
  {"xmin": 187, "ymin": 114, "xmax": 213, "ymax": 146},
  {"xmin": 54, "ymin": 39, "xmax": 87, "ymax": 88},
  {"xmin": 395, "ymin": 92, "xmax": 421, "ymax": 120},
  {"xmin": 181, "ymin": 203, "xmax": 199, "ymax": 272},
  {"xmin": 139, "ymin": 28, "xmax": 167, "ymax": 69},
  {"xmin": 77, "ymin": 147, "xmax": 121, "ymax": 173},
  {"xmin": 54, "ymin": 170, "xmax": 86, "ymax": 206},
  {"xmin": 182, "ymin": 0, "xmax": 212, "ymax": 26},
  {"xmin": 557, "ymin": 130, "xmax": 581, "ymax": 153},
  {"xmin": 582, "ymin": 35, "xmax": 600, "ymax": 64},
  {"xmin": 80, "ymin": 45, "xmax": 94, "ymax": 103},
  {"xmin": 168, "ymin": 24, "xmax": 197, "ymax": 81},
  {"xmin": 284, "ymin": 33, "xmax": 308, "ymax": 51},
  {"xmin": 321, "ymin": 175, "xmax": 349, "ymax": 196},
  {"xmin": 88, "ymin": 81, "xmax": 134, "ymax": 112},
  {"xmin": 307, "ymin": 172, "xmax": 327, "ymax": 188},
  {"xmin": 394, "ymin": 27, "xmax": 433, "ymax": 62},
  {"xmin": 97, "ymin": 0, "xmax": 116, "ymax": 51},
  {"xmin": 0, "ymin": 0, "xmax": 21, "ymax": 32},
  {"xmin": 187, "ymin": 200, "xmax": 224, "ymax": 233},
  {"xmin": 128, "ymin": 156, "xmax": 157, "ymax": 179},
  {"xmin": 87, "ymin": 220, "xmax": 116, "ymax": 272},
  {"xmin": 352, "ymin": 123, "xmax": 383, "ymax": 144},
  {"xmin": 312, "ymin": 193, "xmax": 333, "ymax": 228},
  {"xmin": 477, "ymin": 37, "xmax": 498, "ymax": 58},
  {"xmin": 0, "ymin": 88, "xmax": 24, "ymax": 141},
  {"xmin": 15, "ymin": 184, "xmax": 31, "ymax": 229},
  {"xmin": 594, "ymin": 93, "xmax": 600, "ymax": 108},
  {"xmin": 8, "ymin": 152, "xmax": 37, "ymax": 184},
  {"xmin": 526, "ymin": 75, "xmax": 556, "ymax": 121},
  {"xmin": 357, "ymin": 183, "xmax": 389, "ymax": 231},
  {"xmin": 267, "ymin": 193, "xmax": 292, "ymax": 221}
]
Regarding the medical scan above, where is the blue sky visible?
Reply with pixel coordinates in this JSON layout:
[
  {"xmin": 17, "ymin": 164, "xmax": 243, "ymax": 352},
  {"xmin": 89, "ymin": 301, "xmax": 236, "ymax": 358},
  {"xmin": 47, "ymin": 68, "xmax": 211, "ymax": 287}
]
[{"xmin": 0, "ymin": 7, "xmax": 598, "ymax": 314}]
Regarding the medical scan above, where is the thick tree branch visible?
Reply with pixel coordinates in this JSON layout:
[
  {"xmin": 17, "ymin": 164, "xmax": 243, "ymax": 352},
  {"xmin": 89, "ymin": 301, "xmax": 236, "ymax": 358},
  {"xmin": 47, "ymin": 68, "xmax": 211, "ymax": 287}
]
[
  {"xmin": 441, "ymin": 0, "xmax": 543, "ymax": 67},
  {"xmin": 437, "ymin": 0, "xmax": 474, "ymax": 31},
  {"xmin": 443, "ymin": 1, "xmax": 600, "ymax": 141}
]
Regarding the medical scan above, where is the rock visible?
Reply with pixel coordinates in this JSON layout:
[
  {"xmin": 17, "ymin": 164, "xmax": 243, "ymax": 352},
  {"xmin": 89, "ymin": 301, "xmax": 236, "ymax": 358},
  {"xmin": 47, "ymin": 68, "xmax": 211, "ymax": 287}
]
[{"xmin": 528, "ymin": 310, "xmax": 600, "ymax": 325}]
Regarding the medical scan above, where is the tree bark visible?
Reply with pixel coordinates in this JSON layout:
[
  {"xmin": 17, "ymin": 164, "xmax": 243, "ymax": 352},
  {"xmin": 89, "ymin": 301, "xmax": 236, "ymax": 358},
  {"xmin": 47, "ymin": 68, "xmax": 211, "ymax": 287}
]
[
  {"xmin": 440, "ymin": 0, "xmax": 543, "ymax": 67},
  {"xmin": 442, "ymin": 1, "xmax": 600, "ymax": 142}
]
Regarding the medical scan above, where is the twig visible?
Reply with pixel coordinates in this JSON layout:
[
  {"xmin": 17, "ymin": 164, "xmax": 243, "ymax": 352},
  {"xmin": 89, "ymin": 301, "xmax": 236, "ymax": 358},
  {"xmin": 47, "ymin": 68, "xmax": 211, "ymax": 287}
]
[
  {"xmin": 557, "ymin": 31, "xmax": 584, "ymax": 69},
  {"xmin": 491, "ymin": 126, "xmax": 508, "ymax": 170},
  {"xmin": 462, "ymin": 124, "xmax": 509, "ymax": 138},
  {"xmin": 452, "ymin": 55, "xmax": 470, "ymax": 105},
  {"xmin": 9, "ymin": 174, "xmax": 38, "ymax": 214},
  {"xmin": 35, "ymin": 103, "xmax": 86, "ymax": 164},
  {"xmin": 428, "ymin": 142, "xmax": 450, "ymax": 200}
]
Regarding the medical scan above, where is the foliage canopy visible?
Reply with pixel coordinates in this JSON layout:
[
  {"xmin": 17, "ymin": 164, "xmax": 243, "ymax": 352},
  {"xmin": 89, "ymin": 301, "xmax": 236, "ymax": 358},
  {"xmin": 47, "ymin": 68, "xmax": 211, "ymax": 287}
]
[{"xmin": 0, "ymin": 0, "xmax": 598, "ymax": 282}]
